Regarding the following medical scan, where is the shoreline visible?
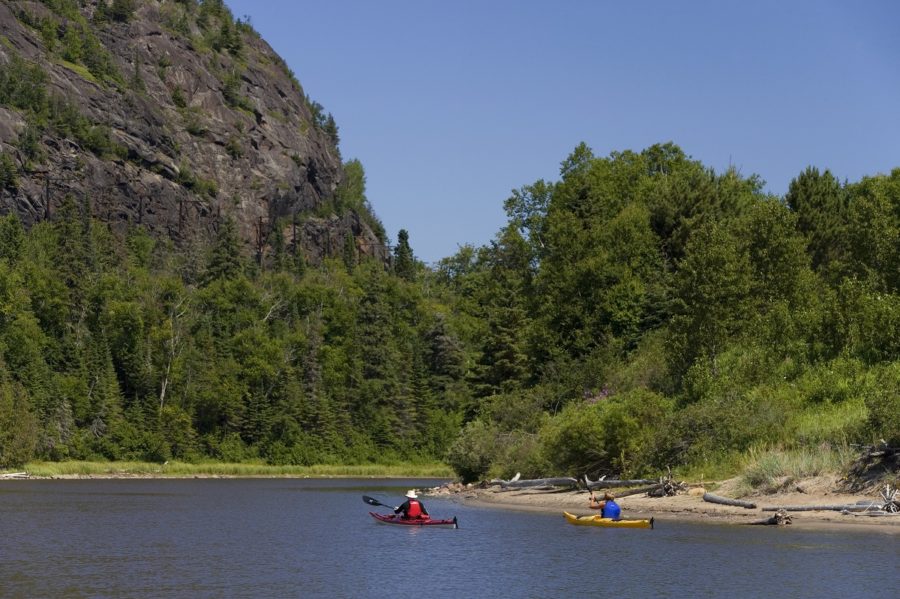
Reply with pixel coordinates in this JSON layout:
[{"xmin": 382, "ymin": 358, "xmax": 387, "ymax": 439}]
[
  {"xmin": 0, "ymin": 460, "xmax": 453, "ymax": 479},
  {"xmin": 431, "ymin": 480, "xmax": 900, "ymax": 534},
  {"xmin": 0, "ymin": 473, "xmax": 450, "ymax": 480}
]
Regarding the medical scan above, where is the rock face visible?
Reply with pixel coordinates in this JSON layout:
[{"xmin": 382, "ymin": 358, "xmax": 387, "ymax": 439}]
[{"xmin": 0, "ymin": 0, "xmax": 389, "ymax": 264}]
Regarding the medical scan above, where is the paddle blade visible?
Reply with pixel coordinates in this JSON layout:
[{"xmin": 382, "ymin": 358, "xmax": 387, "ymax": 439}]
[{"xmin": 362, "ymin": 495, "xmax": 384, "ymax": 507}]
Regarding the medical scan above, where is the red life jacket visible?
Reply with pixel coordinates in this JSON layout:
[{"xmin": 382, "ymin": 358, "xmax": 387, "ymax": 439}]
[{"xmin": 406, "ymin": 499, "xmax": 423, "ymax": 518}]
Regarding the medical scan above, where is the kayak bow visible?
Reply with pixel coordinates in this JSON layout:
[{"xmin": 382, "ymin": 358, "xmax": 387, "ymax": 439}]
[
  {"xmin": 563, "ymin": 511, "xmax": 654, "ymax": 529},
  {"xmin": 369, "ymin": 512, "xmax": 459, "ymax": 529}
]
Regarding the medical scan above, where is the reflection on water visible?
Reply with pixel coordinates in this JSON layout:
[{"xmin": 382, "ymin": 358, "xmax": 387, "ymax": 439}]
[{"xmin": 0, "ymin": 479, "xmax": 895, "ymax": 598}]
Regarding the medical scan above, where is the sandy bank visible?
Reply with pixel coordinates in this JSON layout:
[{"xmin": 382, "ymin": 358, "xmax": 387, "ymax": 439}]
[{"xmin": 429, "ymin": 476, "xmax": 900, "ymax": 534}]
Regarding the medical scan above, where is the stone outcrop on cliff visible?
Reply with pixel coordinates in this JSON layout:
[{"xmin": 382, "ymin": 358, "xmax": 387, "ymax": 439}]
[{"xmin": 0, "ymin": 0, "xmax": 388, "ymax": 264}]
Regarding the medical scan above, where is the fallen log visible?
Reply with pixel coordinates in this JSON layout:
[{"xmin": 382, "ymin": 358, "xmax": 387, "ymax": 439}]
[
  {"xmin": 845, "ymin": 510, "xmax": 900, "ymax": 517},
  {"xmin": 612, "ymin": 484, "xmax": 664, "ymax": 498},
  {"xmin": 0, "ymin": 472, "xmax": 29, "ymax": 479},
  {"xmin": 762, "ymin": 503, "xmax": 881, "ymax": 512},
  {"xmin": 583, "ymin": 475, "xmax": 658, "ymax": 490},
  {"xmin": 703, "ymin": 493, "xmax": 757, "ymax": 509},
  {"xmin": 491, "ymin": 477, "xmax": 579, "ymax": 489}
]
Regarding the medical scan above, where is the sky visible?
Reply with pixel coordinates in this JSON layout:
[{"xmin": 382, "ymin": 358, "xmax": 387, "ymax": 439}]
[{"xmin": 223, "ymin": 0, "xmax": 900, "ymax": 264}]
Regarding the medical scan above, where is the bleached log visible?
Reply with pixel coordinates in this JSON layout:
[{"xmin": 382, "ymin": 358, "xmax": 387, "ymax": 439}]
[
  {"xmin": 762, "ymin": 503, "xmax": 880, "ymax": 512},
  {"xmin": 703, "ymin": 493, "xmax": 757, "ymax": 509},
  {"xmin": 845, "ymin": 511, "xmax": 900, "ymax": 517},
  {"xmin": 583, "ymin": 474, "xmax": 657, "ymax": 490},
  {"xmin": 611, "ymin": 484, "xmax": 664, "ymax": 498},
  {"xmin": 498, "ymin": 477, "xmax": 578, "ymax": 489}
]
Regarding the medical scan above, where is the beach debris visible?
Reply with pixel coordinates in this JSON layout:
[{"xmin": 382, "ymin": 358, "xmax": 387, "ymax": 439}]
[
  {"xmin": 879, "ymin": 484, "xmax": 899, "ymax": 513},
  {"xmin": 646, "ymin": 468, "xmax": 688, "ymax": 497},
  {"xmin": 749, "ymin": 509, "xmax": 792, "ymax": 526},
  {"xmin": 702, "ymin": 492, "xmax": 757, "ymax": 509},
  {"xmin": 0, "ymin": 472, "xmax": 30, "ymax": 479},
  {"xmin": 762, "ymin": 502, "xmax": 881, "ymax": 512},
  {"xmin": 581, "ymin": 468, "xmax": 686, "ymax": 498},
  {"xmin": 761, "ymin": 484, "xmax": 899, "ymax": 515}
]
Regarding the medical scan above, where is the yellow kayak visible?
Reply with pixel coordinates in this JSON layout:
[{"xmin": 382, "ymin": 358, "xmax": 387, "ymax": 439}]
[{"xmin": 563, "ymin": 511, "xmax": 654, "ymax": 529}]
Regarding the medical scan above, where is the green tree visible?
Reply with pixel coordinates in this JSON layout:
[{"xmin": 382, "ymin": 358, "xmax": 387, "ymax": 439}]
[
  {"xmin": 844, "ymin": 170, "xmax": 900, "ymax": 292},
  {"xmin": 202, "ymin": 217, "xmax": 243, "ymax": 284},
  {"xmin": 0, "ymin": 367, "xmax": 39, "ymax": 468},
  {"xmin": 393, "ymin": 229, "xmax": 415, "ymax": 281},
  {"xmin": 785, "ymin": 167, "xmax": 848, "ymax": 277},
  {"xmin": 668, "ymin": 222, "xmax": 753, "ymax": 384}
]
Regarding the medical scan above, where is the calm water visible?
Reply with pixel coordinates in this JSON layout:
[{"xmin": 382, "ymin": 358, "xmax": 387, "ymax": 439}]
[{"xmin": 0, "ymin": 479, "xmax": 897, "ymax": 598}]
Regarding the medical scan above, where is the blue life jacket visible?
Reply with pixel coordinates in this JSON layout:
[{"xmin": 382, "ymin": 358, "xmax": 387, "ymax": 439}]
[{"xmin": 602, "ymin": 499, "xmax": 621, "ymax": 519}]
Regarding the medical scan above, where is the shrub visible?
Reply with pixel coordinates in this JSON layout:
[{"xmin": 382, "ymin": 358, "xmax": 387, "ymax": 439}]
[
  {"xmin": 865, "ymin": 363, "xmax": 900, "ymax": 445},
  {"xmin": 0, "ymin": 153, "xmax": 17, "ymax": 189},
  {"xmin": 445, "ymin": 420, "xmax": 496, "ymax": 483}
]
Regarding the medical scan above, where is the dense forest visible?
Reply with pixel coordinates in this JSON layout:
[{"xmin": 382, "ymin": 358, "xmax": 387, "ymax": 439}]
[
  {"xmin": 0, "ymin": 1, "xmax": 897, "ymax": 483},
  {"xmin": 0, "ymin": 142, "xmax": 898, "ymax": 482},
  {"xmin": 439, "ymin": 143, "xmax": 899, "ymax": 482}
]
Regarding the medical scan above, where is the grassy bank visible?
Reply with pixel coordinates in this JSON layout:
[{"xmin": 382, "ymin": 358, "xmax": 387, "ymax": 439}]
[
  {"xmin": 10, "ymin": 461, "xmax": 454, "ymax": 479},
  {"xmin": 671, "ymin": 444, "xmax": 860, "ymax": 495}
]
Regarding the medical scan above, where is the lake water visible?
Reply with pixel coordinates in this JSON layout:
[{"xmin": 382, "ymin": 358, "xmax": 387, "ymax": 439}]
[{"xmin": 0, "ymin": 479, "xmax": 896, "ymax": 598}]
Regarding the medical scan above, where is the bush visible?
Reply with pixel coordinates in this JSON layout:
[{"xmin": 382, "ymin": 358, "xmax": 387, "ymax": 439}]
[
  {"xmin": 539, "ymin": 389, "xmax": 673, "ymax": 477},
  {"xmin": 865, "ymin": 363, "xmax": 900, "ymax": 445},
  {"xmin": 661, "ymin": 390, "xmax": 789, "ymax": 469},
  {"xmin": 0, "ymin": 153, "xmax": 18, "ymax": 189},
  {"xmin": 445, "ymin": 420, "xmax": 495, "ymax": 483},
  {"xmin": 538, "ymin": 402, "xmax": 606, "ymax": 476}
]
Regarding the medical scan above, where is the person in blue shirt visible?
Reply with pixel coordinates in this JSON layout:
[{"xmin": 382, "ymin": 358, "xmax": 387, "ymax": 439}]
[{"xmin": 589, "ymin": 491, "xmax": 621, "ymax": 519}]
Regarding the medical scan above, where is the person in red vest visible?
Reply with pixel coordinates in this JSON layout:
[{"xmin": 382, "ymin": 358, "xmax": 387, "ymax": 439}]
[{"xmin": 395, "ymin": 490, "xmax": 429, "ymax": 520}]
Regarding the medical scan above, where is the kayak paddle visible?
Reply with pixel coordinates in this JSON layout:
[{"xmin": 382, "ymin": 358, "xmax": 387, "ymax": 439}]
[{"xmin": 362, "ymin": 495, "xmax": 399, "ymax": 511}]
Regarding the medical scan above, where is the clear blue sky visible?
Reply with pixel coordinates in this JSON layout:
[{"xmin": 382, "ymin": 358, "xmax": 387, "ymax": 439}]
[{"xmin": 224, "ymin": 0, "xmax": 899, "ymax": 264}]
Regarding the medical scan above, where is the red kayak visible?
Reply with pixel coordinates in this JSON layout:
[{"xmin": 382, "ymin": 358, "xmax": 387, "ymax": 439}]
[{"xmin": 369, "ymin": 512, "xmax": 459, "ymax": 529}]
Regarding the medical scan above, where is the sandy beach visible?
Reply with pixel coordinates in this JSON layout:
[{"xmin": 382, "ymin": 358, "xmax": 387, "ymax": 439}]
[{"xmin": 430, "ymin": 475, "xmax": 900, "ymax": 533}]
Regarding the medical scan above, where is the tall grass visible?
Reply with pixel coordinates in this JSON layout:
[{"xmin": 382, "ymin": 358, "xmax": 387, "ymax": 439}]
[
  {"xmin": 673, "ymin": 452, "xmax": 746, "ymax": 484},
  {"xmin": 787, "ymin": 398, "xmax": 868, "ymax": 445},
  {"xmin": 19, "ymin": 461, "xmax": 454, "ymax": 478},
  {"xmin": 738, "ymin": 444, "xmax": 855, "ymax": 494}
]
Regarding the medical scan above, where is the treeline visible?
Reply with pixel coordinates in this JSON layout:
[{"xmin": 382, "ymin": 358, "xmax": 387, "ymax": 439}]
[
  {"xmin": 435, "ymin": 143, "xmax": 899, "ymax": 482},
  {"xmin": 1, "ymin": 142, "xmax": 898, "ymax": 479},
  {"xmin": 0, "ymin": 197, "xmax": 465, "ymax": 467}
]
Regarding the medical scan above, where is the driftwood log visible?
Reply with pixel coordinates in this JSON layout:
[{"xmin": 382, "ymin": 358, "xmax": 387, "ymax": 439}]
[
  {"xmin": 489, "ymin": 476, "xmax": 579, "ymax": 490},
  {"xmin": 762, "ymin": 503, "xmax": 881, "ymax": 512},
  {"xmin": 583, "ymin": 475, "xmax": 657, "ymax": 490},
  {"xmin": 0, "ymin": 472, "xmax": 29, "ymax": 479},
  {"xmin": 845, "ymin": 511, "xmax": 900, "ymax": 518},
  {"xmin": 703, "ymin": 493, "xmax": 757, "ymax": 509},
  {"xmin": 584, "ymin": 469, "xmax": 687, "ymax": 499},
  {"xmin": 610, "ymin": 484, "xmax": 664, "ymax": 498}
]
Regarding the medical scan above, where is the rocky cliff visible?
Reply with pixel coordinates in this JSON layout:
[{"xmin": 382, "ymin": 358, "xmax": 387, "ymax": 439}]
[{"xmin": 0, "ymin": 0, "xmax": 388, "ymax": 264}]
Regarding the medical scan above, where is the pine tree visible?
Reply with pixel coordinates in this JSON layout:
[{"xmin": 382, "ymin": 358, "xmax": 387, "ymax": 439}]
[
  {"xmin": 393, "ymin": 229, "xmax": 415, "ymax": 281},
  {"xmin": 202, "ymin": 217, "xmax": 243, "ymax": 284}
]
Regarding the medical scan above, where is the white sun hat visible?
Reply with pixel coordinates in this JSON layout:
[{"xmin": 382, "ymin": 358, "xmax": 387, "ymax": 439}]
[{"xmin": 405, "ymin": 490, "xmax": 418, "ymax": 499}]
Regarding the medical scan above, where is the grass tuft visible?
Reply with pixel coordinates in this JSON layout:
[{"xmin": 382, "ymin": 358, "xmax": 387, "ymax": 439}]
[{"xmin": 737, "ymin": 444, "xmax": 855, "ymax": 494}]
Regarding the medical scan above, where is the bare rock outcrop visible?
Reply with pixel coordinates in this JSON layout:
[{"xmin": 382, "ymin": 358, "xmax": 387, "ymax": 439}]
[{"xmin": 0, "ymin": 0, "xmax": 388, "ymax": 264}]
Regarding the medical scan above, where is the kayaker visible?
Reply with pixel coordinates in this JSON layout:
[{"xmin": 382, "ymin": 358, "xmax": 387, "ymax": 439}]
[
  {"xmin": 395, "ymin": 490, "xmax": 429, "ymax": 520},
  {"xmin": 589, "ymin": 491, "xmax": 621, "ymax": 519}
]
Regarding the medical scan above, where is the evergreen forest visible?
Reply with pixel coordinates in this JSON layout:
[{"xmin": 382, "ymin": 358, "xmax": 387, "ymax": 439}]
[{"xmin": 0, "ymin": 143, "xmax": 898, "ymax": 485}]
